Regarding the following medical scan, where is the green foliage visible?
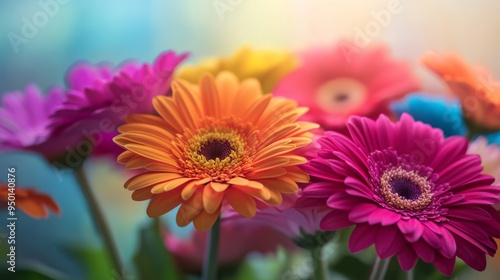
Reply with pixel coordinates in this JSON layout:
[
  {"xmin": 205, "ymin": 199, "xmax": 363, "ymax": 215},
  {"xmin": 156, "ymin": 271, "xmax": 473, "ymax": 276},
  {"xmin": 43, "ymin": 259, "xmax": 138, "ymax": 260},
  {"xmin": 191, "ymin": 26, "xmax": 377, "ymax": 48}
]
[{"xmin": 133, "ymin": 218, "xmax": 181, "ymax": 280}]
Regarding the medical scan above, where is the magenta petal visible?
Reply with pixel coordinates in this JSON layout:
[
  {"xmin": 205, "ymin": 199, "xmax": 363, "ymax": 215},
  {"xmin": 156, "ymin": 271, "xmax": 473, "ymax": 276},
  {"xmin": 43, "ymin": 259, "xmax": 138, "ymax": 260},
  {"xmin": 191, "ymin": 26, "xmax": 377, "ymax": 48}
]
[
  {"xmin": 454, "ymin": 234, "xmax": 488, "ymax": 271},
  {"xmin": 368, "ymin": 208, "xmax": 401, "ymax": 226},
  {"xmin": 326, "ymin": 192, "xmax": 359, "ymax": 210},
  {"xmin": 320, "ymin": 211, "xmax": 352, "ymax": 231},
  {"xmin": 432, "ymin": 254, "xmax": 455, "ymax": 276},
  {"xmin": 348, "ymin": 203, "xmax": 379, "ymax": 223},
  {"xmin": 396, "ymin": 246, "xmax": 418, "ymax": 271},
  {"xmin": 348, "ymin": 223, "xmax": 377, "ymax": 253},
  {"xmin": 397, "ymin": 219, "xmax": 424, "ymax": 243},
  {"xmin": 375, "ymin": 226, "xmax": 404, "ymax": 258},
  {"xmin": 411, "ymin": 238, "xmax": 435, "ymax": 263},
  {"xmin": 437, "ymin": 227, "xmax": 457, "ymax": 259}
]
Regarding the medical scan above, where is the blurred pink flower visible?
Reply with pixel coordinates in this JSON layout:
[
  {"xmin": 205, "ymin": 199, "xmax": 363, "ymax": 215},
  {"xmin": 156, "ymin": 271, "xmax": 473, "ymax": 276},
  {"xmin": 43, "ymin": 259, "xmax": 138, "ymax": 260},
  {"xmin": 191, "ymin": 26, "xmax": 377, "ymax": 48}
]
[
  {"xmin": 225, "ymin": 191, "xmax": 329, "ymax": 239},
  {"xmin": 468, "ymin": 137, "xmax": 500, "ymax": 185},
  {"xmin": 274, "ymin": 42, "xmax": 419, "ymax": 131},
  {"xmin": 0, "ymin": 85, "xmax": 81, "ymax": 161},
  {"xmin": 50, "ymin": 51, "xmax": 188, "ymax": 157},
  {"xmin": 164, "ymin": 219, "xmax": 296, "ymax": 274}
]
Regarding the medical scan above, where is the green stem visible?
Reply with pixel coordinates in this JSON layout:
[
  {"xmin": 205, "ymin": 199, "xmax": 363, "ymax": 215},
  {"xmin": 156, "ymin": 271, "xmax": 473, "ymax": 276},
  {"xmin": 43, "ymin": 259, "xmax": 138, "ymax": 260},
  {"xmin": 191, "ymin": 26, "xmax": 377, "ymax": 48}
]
[
  {"xmin": 202, "ymin": 216, "xmax": 221, "ymax": 280},
  {"xmin": 369, "ymin": 256, "xmax": 391, "ymax": 280},
  {"xmin": 311, "ymin": 246, "xmax": 326, "ymax": 280},
  {"xmin": 75, "ymin": 167, "xmax": 123, "ymax": 278},
  {"xmin": 407, "ymin": 268, "xmax": 414, "ymax": 280}
]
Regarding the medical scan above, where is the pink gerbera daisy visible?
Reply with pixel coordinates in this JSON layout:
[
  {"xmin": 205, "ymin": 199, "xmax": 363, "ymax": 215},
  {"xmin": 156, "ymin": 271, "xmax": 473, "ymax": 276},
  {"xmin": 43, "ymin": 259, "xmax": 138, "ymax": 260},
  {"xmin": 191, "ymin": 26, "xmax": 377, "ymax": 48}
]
[
  {"xmin": 50, "ymin": 51, "xmax": 188, "ymax": 157},
  {"xmin": 300, "ymin": 113, "xmax": 500, "ymax": 275},
  {"xmin": 0, "ymin": 85, "xmax": 81, "ymax": 161},
  {"xmin": 274, "ymin": 42, "xmax": 419, "ymax": 131}
]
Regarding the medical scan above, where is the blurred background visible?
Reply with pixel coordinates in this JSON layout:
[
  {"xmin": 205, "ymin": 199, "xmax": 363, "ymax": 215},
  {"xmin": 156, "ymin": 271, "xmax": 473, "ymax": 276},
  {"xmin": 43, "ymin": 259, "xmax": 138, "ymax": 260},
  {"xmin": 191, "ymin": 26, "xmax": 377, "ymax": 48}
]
[{"xmin": 1, "ymin": 0, "xmax": 500, "ymax": 279}]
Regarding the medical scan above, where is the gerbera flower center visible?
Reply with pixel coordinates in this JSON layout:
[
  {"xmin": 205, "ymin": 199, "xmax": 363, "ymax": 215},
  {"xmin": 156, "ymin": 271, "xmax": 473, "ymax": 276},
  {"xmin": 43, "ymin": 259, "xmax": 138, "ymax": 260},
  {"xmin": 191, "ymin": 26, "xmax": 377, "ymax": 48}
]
[
  {"xmin": 380, "ymin": 167, "xmax": 433, "ymax": 210},
  {"xmin": 199, "ymin": 139, "xmax": 232, "ymax": 161},
  {"xmin": 315, "ymin": 78, "xmax": 367, "ymax": 114},
  {"xmin": 181, "ymin": 120, "xmax": 254, "ymax": 182}
]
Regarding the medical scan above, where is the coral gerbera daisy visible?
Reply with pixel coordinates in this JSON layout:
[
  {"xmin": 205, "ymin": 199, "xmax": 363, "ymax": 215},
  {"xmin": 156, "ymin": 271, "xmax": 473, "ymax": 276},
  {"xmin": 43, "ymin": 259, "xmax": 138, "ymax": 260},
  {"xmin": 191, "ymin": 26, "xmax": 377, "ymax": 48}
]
[
  {"xmin": 274, "ymin": 42, "xmax": 420, "ymax": 131},
  {"xmin": 422, "ymin": 52, "xmax": 500, "ymax": 133},
  {"xmin": 0, "ymin": 183, "xmax": 60, "ymax": 218},
  {"xmin": 176, "ymin": 46, "xmax": 297, "ymax": 93},
  {"xmin": 300, "ymin": 113, "xmax": 500, "ymax": 275},
  {"xmin": 114, "ymin": 72, "xmax": 318, "ymax": 231}
]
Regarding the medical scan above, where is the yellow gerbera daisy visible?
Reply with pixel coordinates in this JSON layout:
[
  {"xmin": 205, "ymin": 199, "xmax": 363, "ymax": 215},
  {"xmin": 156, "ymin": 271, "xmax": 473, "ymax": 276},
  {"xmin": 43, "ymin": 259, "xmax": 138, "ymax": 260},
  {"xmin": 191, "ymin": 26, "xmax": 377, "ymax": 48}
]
[
  {"xmin": 176, "ymin": 46, "xmax": 297, "ymax": 93},
  {"xmin": 114, "ymin": 72, "xmax": 318, "ymax": 231}
]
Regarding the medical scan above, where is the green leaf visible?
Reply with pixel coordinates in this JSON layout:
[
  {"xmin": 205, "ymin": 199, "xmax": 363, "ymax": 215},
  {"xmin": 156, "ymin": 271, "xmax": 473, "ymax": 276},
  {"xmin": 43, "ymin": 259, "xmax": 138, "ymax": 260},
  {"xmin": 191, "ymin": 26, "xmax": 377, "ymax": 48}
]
[
  {"xmin": 0, "ymin": 269, "xmax": 55, "ymax": 280},
  {"xmin": 133, "ymin": 218, "xmax": 181, "ymax": 280},
  {"xmin": 65, "ymin": 246, "xmax": 115, "ymax": 279}
]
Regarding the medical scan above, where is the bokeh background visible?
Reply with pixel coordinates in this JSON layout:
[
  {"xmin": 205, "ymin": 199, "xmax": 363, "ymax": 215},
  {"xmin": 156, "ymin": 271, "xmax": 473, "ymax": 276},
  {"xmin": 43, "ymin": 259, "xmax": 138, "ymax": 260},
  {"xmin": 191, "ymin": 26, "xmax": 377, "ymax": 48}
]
[{"xmin": 1, "ymin": 0, "xmax": 500, "ymax": 279}]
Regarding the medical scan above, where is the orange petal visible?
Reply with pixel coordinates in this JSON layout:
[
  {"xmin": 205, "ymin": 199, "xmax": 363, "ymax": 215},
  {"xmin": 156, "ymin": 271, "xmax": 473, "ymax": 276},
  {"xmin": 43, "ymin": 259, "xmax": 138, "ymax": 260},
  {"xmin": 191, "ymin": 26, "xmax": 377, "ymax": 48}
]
[
  {"xmin": 225, "ymin": 188, "xmax": 256, "ymax": 217},
  {"xmin": 201, "ymin": 74, "xmax": 221, "ymax": 117},
  {"xmin": 151, "ymin": 177, "xmax": 194, "ymax": 194},
  {"xmin": 124, "ymin": 144, "xmax": 172, "ymax": 165},
  {"xmin": 181, "ymin": 181, "xmax": 199, "ymax": 200},
  {"xmin": 203, "ymin": 185, "xmax": 224, "ymax": 214},
  {"xmin": 176, "ymin": 189, "xmax": 203, "ymax": 227},
  {"xmin": 124, "ymin": 172, "xmax": 182, "ymax": 190},
  {"xmin": 172, "ymin": 81, "xmax": 202, "ymax": 127},
  {"xmin": 118, "ymin": 123, "xmax": 175, "ymax": 140},
  {"xmin": 256, "ymin": 177, "xmax": 299, "ymax": 194},
  {"xmin": 193, "ymin": 209, "xmax": 220, "ymax": 231},
  {"xmin": 285, "ymin": 166, "xmax": 310, "ymax": 183},
  {"xmin": 131, "ymin": 187, "xmax": 154, "ymax": 201},
  {"xmin": 152, "ymin": 96, "xmax": 185, "ymax": 133},
  {"xmin": 248, "ymin": 167, "xmax": 287, "ymax": 179},
  {"xmin": 146, "ymin": 188, "xmax": 183, "ymax": 217},
  {"xmin": 210, "ymin": 181, "xmax": 229, "ymax": 192},
  {"xmin": 232, "ymin": 185, "xmax": 271, "ymax": 201}
]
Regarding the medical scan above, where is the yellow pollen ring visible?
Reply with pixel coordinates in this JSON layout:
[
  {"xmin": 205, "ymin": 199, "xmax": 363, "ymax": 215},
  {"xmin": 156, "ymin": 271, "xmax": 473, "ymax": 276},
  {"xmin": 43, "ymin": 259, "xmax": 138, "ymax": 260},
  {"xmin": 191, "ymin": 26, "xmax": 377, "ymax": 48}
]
[
  {"xmin": 379, "ymin": 167, "xmax": 433, "ymax": 210},
  {"xmin": 184, "ymin": 128, "xmax": 247, "ymax": 177}
]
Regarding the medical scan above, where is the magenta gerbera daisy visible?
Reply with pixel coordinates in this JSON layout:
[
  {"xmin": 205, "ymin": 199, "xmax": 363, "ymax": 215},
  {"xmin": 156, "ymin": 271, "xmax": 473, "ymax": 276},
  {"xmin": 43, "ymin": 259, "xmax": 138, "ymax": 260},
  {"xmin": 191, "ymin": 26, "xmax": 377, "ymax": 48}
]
[
  {"xmin": 0, "ymin": 85, "xmax": 81, "ymax": 161},
  {"xmin": 299, "ymin": 113, "xmax": 500, "ymax": 275},
  {"xmin": 50, "ymin": 50, "xmax": 188, "ymax": 157}
]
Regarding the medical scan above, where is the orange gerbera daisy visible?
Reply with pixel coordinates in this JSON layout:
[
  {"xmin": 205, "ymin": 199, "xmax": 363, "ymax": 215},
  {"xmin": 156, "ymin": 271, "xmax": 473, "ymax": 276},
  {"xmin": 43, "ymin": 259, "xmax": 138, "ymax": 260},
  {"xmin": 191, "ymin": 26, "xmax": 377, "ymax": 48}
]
[
  {"xmin": 0, "ymin": 184, "xmax": 60, "ymax": 218},
  {"xmin": 422, "ymin": 52, "xmax": 500, "ymax": 132},
  {"xmin": 114, "ymin": 72, "xmax": 318, "ymax": 231}
]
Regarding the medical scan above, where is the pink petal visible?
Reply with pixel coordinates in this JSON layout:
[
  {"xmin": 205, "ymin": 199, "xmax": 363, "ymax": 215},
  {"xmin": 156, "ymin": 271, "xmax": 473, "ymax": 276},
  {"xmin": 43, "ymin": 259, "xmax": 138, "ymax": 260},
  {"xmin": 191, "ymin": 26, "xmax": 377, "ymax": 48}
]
[
  {"xmin": 411, "ymin": 238, "xmax": 435, "ymax": 263},
  {"xmin": 396, "ymin": 246, "xmax": 418, "ymax": 271},
  {"xmin": 368, "ymin": 208, "xmax": 401, "ymax": 226},
  {"xmin": 432, "ymin": 254, "xmax": 455, "ymax": 276},
  {"xmin": 397, "ymin": 218, "xmax": 424, "ymax": 243},
  {"xmin": 320, "ymin": 210, "xmax": 352, "ymax": 231},
  {"xmin": 348, "ymin": 223, "xmax": 377, "ymax": 253},
  {"xmin": 375, "ymin": 226, "xmax": 404, "ymax": 258},
  {"xmin": 348, "ymin": 203, "xmax": 380, "ymax": 223}
]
